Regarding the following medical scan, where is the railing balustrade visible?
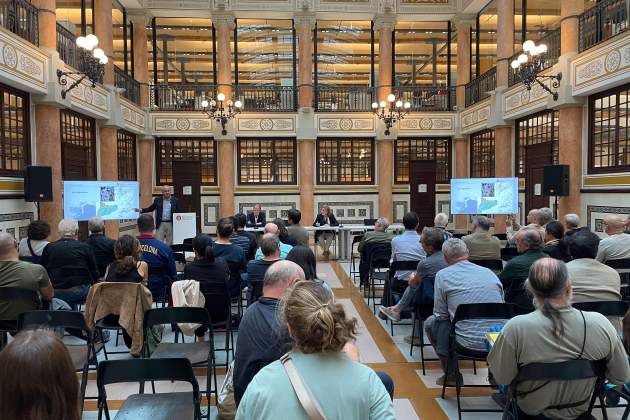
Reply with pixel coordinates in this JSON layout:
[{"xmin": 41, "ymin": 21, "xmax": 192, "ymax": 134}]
[
  {"xmin": 508, "ymin": 28, "xmax": 561, "ymax": 87},
  {"xmin": 393, "ymin": 85, "xmax": 455, "ymax": 112},
  {"xmin": 0, "ymin": 0, "xmax": 38, "ymax": 45},
  {"xmin": 233, "ymin": 85, "xmax": 296, "ymax": 112},
  {"xmin": 465, "ymin": 67, "xmax": 496, "ymax": 107},
  {"xmin": 314, "ymin": 85, "xmax": 374, "ymax": 112},
  {"xmin": 579, "ymin": 0, "xmax": 628, "ymax": 52},
  {"xmin": 114, "ymin": 66, "xmax": 140, "ymax": 105},
  {"xmin": 151, "ymin": 83, "xmax": 217, "ymax": 111}
]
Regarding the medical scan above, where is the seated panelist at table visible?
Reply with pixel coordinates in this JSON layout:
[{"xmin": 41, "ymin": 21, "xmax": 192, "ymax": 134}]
[
  {"xmin": 134, "ymin": 185, "xmax": 179, "ymax": 245},
  {"xmin": 313, "ymin": 205, "xmax": 339, "ymax": 257},
  {"xmin": 246, "ymin": 204, "xmax": 266, "ymax": 228}
]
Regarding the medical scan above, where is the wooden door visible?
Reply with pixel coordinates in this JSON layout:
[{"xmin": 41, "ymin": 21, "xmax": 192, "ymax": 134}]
[
  {"xmin": 525, "ymin": 142, "xmax": 554, "ymax": 214},
  {"xmin": 172, "ymin": 161, "xmax": 202, "ymax": 233},
  {"xmin": 409, "ymin": 160, "xmax": 437, "ymax": 230},
  {"xmin": 62, "ymin": 143, "xmax": 90, "ymax": 180}
]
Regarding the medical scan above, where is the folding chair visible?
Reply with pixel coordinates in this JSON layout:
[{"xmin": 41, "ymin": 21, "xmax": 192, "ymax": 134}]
[
  {"xmin": 501, "ymin": 247, "xmax": 519, "ymax": 261},
  {"xmin": 384, "ymin": 260, "xmax": 421, "ymax": 335},
  {"xmin": 364, "ymin": 243, "xmax": 391, "ymax": 313},
  {"xmin": 18, "ymin": 310, "xmax": 101, "ymax": 416},
  {"xmin": 144, "ymin": 307, "xmax": 215, "ymax": 417},
  {"xmin": 0, "ymin": 287, "xmax": 41, "ymax": 349},
  {"xmin": 171, "ymin": 244, "xmax": 194, "ymax": 253},
  {"xmin": 470, "ymin": 259, "xmax": 504, "ymax": 272},
  {"xmin": 442, "ymin": 302, "xmax": 520, "ymax": 420},
  {"xmin": 410, "ymin": 303, "xmax": 438, "ymax": 374},
  {"xmin": 572, "ymin": 300, "xmax": 629, "ymax": 317},
  {"xmin": 605, "ymin": 259, "xmax": 630, "ymax": 300},
  {"xmin": 200, "ymin": 278, "xmax": 236, "ymax": 366},
  {"xmin": 502, "ymin": 359, "xmax": 608, "ymax": 420},
  {"xmin": 97, "ymin": 357, "xmax": 202, "ymax": 420},
  {"xmin": 349, "ymin": 234, "xmax": 364, "ymax": 282}
]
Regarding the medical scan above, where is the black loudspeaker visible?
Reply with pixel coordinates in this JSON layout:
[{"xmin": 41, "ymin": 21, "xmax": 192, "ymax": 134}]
[
  {"xmin": 24, "ymin": 165, "xmax": 53, "ymax": 202},
  {"xmin": 543, "ymin": 165, "xmax": 570, "ymax": 196}
]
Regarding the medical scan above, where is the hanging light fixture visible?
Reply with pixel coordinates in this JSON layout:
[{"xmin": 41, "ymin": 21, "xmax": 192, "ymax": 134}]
[
  {"xmin": 201, "ymin": 92, "xmax": 243, "ymax": 135},
  {"xmin": 510, "ymin": 39, "xmax": 562, "ymax": 100},
  {"xmin": 57, "ymin": 34, "xmax": 108, "ymax": 99},
  {"xmin": 371, "ymin": 93, "xmax": 411, "ymax": 135}
]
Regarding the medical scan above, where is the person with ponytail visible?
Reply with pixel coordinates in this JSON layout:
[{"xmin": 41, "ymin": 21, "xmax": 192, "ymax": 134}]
[
  {"xmin": 183, "ymin": 233, "xmax": 229, "ymax": 298},
  {"xmin": 104, "ymin": 234, "xmax": 148, "ymax": 287},
  {"xmin": 488, "ymin": 257, "xmax": 630, "ymax": 419},
  {"xmin": 237, "ymin": 279, "xmax": 395, "ymax": 420}
]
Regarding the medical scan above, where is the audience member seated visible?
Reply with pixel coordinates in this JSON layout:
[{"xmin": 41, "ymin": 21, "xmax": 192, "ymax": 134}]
[
  {"xmin": 286, "ymin": 245, "xmax": 333, "ymax": 295},
  {"xmin": 286, "ymin": 209, "xmax": 309, "ymax": 247},
  {"xmin": 84, "ymin": 216, "xmax": 116, "ymax": 278},
  {"xmin": 499, "ymin": 228, "xmax": 547, "ymax": 309},
  {"xmin": 0, "ymin": 329, "xmax": 80, "ymax": 420},
  {"xmin": 274, "ymin": 218, "xmax": 299, "ymax": 247},
  {"xmin": 213, "ymin": 217, "xmax": 248, "ymax": 297},
  {"xmin": 233, "ymin": 260, "xmax": 303, "ymax": 405},
  {"xmin": 563, "ymin": 213, "xmax": 585, "ymax": 236},
  {"xmin": 507, "ymin": 209, "xmax": 545, "ymax": 243},
  {"xmin": 542, "ymin": 221, "xmax": 570, "ymax": 262},
  {"xmin": 424, "ymin": 238, "xmax": 504, "ymax": 385},
  {"xmin": 231, "ymin": 213, "xmax": 257, "ymax": 261},
  {"xmin": 358, "ymin": 217, "xmax": 392, "ymax": 253},
  {"xmin": 104, "ymin": 235, "xmax": 148, "ymax": 287},
  {"xmin": 136, "ymin": 214, "xmax": 176, "ymax": 301},
  {"xmin": 596, "ymin": 214, "xmax": 630, "ymax": 263},
  {"xmin": 246, "ymin": 203, "xmax": 266, "ymax": 228},
  {"xmin": 0, "ymin": 232, "xmax": 53, "ymax": 320},
  {"xmin": 380, "ymin": 227, "xmax": 446, "ymax": 325},
  {"xmin": 538, "ymin": 207, "xmax": 554, "ymax": 227},
  {"xmin": 434, "ymin": 213, "xmax": 452, "ymax": 241},
  {"xmin": 462, "ymin": 216, "xmax": 501, "ymax": 260},
  {"xmin": 488, "ymin": 258, "xmax": 630, "ymax": 419},
  {"xmin": 41, "ymin": 219, "xmax": 99, "ymax": 309},
  {"xmin": 313, "ymin": 205, "xmax": 339, "ymax": 257},
  {"xmin": 237, "ymin": 280, "xmax": 396, "ymax": 419},
  {"xmin": 566, "ymin": 229, "xmax": 621, "ymax": 304},
  {"xmin": 390, "ymin": 212, "xmax": 426, "ymax": 282},
  {"xmin": 247, "ymin": 234, "xmax": 281, "ymax": 303},
  {"xmin": 254, "ymin": 223, "xmax": 293, "ymax": 260},
  {"xmin": 18, "ymin": 220, "xmax": 50, "ymax": 259}
]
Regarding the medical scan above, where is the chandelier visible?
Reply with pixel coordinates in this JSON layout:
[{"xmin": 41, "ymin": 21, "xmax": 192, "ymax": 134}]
[
  {"xmin": 372, "ymin": 94, "xmax": 411, "ymax": 136},
  {"xmin": 201, "ymin": 93, "xmax": 243, "ymax": 135},
  {"xmin": 57, "ymin": 34, "xmax": 108, "ymax": 99},
  {"xmin": 510, "ymin": 40, "xmax": 562, "ymax": 101}
]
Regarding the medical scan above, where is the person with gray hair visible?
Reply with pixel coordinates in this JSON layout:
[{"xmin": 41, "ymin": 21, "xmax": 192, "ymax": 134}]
[
  {"xmin": 41, "ymin": 220, "xmax": 99, "ymax": 309},
  {"xmin": 247, "ymin": 233, "xmax": 282, "ymax": 304},
  {"xmin": 358, "ymin": 216, "xmax": 392, "ymax": 253},
  {"xmin": 488, "ymin": 258, "xmax": 630, "ymax": 419},
  {"xmin": 596, "ymin": 213, "xmax": 630, "ymax": 263},
  {"xmin": 424, "ymin": 237, "xmax": 504, "ymax": 385},
  {"xmin": 0, "ymin": 232, "xmax": 54, "ymax": 320},
  {"xmin": 433, "ymin": 212, "xmax": 453, "ymax": 241},
  {"xmin": 498, "ymin": 228, "xmax": 547, "ymax": 310},
  {"xmin": 233, "ymin": 260, "xmax": 304, "ymax": 405},
  {"xmin": 538, "ymin": 207, "xmax": 554, "ymax": 227},
  {"xmin": 84, "ymin": 216, "xmax": 115, "ymax": 278},
  {"xmin": 562, "ymin": 213, "xmax": 583, "ymax": 236},
  {"xmin": 462, "ymin": 215, "xmax": 501, "ymax": 260},
  {"xmin": 254, "ymin": 223, "xmax": 293, "ymax": 260},
  {"xmin": 506, "ymin": 208, "xmax": 546, "ymax": 243}
]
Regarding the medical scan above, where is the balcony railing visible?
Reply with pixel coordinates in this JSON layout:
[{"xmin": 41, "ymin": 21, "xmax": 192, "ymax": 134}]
[
  {"xmin": 508, "ymin": 28, "xmax": 561, "ymax": 87},
  {"xmin": 393, "ymin": 86, "xmax": 455, "ymax": 112},
  {"xmin": 465, "ymin": 67, "xmax": 496, "ymax": 107},
  {"xmin": 234, "ymin": 85, "xmax": 296, "ymax": 112},
  {"xmin": 314, "ymin": 85, "xmax": 374, "ymax": 112},
  {"xmin": 114, "ymin": 66, "xmax": 140, "ymax": 105},
  {"xmin": 579, "ymin": 0, "xmax": 628, "ymax": 52},
  {"xmin": 0, "ymin": 0, "xmax": 38, "ymax": 45},
  {"xmin": 56, "ymin": 23, "xmax": 103, "ymax": 84},
  {"xmin": 151, "ymin": 83, "xmax": 217, "ymax": 111}
]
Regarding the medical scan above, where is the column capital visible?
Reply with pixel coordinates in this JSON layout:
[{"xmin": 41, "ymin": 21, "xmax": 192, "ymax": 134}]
[
  {"xmin": 127, "ymin": 9, "xmax": 152, "ymax": 27},
  {"xmin": 451, "ymin": 14, "xmax": 476, "ymax": 28},
  {"xmin": 294, "ymin": 12, "xmax": 316, "ymax": 31},
  {"xmin": 373, "ymin": 14, "xmax": 397, "ymax": 32},
  {"xmin": 212, "ymin": 12, "xmax": 236, "ymax": 30}
]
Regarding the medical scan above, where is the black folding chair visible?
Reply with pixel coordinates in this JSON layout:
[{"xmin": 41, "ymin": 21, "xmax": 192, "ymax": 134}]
[
  {"xmin": 605, "ymin": 259, "xmax": 630, "ymax": 300},
  {"xmin": 183, "ymin": 238, "xmax": 194, "ymax": 245},
  {"xmin": 144, "ymin": 307, "xmax": 215, "ymax": 417},
  {"xmin": 363, "ymin": 243, "xmax": 391, "ymax": 313},
  {"xmin": 493, "ymin": 233, "xmax": 508, "ymax": 241},
  {"xmin": 0, "ymin": 287, "xmax": 41, "ymax": 349},
  {"xmin": 502, "ymin": 359, "xmax": 608, "ymax": 420},
  {"xmin": 470, "ymin": 259, "xmax": 504, "ymax": 272},
  {"xmin": 97, "ymin": 357, "xmax": 202, "ymax": 420},
  {"xmin": 442, "ymin": 302, "xmax": 520, "ymax": 420},
  {"xmin": 248, "ymin": 281, "xmax": 264, "ymax": 306},
  {"xmin": 349, "ymin": 234, "xmax": 364, "ymax": 282},
  {"xmin": 410, "ymin": 303, "xmax": 437, "ymax": 375},
  {"xmin": 201, "ymin": 278, "xmax": 235, "ymax": 366},
  {"xmin": 384, "ymin": 260, "xmax": 421, "ymax": 335},
  {"xmin": 18, "ymin": 310, "xmax": 101, "ymax": 415},
  {"xmin": 572, "ymin": 300, "xmax": 629, "ymax": 317},
  {"xmin": 172, "ymin": 244, "xmax": 194, "ymax": 253},
  {"xmin": 501, "ymin": 247, "xmax": 519, "ymax": 261}
]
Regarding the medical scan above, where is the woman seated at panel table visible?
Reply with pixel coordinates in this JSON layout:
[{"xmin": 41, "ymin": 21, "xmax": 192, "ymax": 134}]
[{"xmin": 313, "ymin": 205, "xmax": 339, "ymax": 258}]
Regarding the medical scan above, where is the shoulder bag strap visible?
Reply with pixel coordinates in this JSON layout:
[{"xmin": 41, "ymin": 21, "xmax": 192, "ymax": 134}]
[
  {"xmin": 280, "ymin": 353, "xmax": 327, "ymax": 420},
  {"xmin": 26, "ymin": 239, "xmax": 36, "ymax": 256}
]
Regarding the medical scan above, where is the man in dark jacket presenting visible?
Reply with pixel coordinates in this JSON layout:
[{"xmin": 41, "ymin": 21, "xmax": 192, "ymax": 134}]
[{"xmin": 135, "ymin": 185, "xmax": 179, "ymax": 245}]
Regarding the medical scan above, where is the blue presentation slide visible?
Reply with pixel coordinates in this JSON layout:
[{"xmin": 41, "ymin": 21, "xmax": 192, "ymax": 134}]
[
  {"xmin": 63, "ymin": 181, "xmax": 139, "ymax": 221},
  {"xmin": 451, "ymin": 177, "xmax": 518, "ymax": 215}
]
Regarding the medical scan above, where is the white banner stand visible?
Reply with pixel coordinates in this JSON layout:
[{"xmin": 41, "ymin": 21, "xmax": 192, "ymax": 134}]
[{"xmin": 172, "ymin": 213, "xmax": 197, "ymax": 245}]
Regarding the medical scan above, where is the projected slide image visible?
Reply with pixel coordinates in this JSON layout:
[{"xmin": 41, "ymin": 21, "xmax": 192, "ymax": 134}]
[
  {"xmin": 64, "ymin": 181, "xmax": 139, "ymax": 221},
  {"xmin": 451, "ymin": 177, "xmax": 518, "ymax": 215}
]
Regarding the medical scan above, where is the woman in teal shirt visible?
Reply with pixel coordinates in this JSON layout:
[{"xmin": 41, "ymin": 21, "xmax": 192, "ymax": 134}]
[{"xmin": 236, "ymin": 281, "xmax": 395, "ymax": 420}]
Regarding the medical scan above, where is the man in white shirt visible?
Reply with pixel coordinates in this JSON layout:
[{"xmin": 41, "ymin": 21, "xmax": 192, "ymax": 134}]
[{"xmin": 596, "ymin": 214, "xmax": 630, "ymax": 263}]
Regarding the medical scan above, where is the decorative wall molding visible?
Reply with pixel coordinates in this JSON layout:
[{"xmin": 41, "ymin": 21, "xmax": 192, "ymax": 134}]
[
  {"xmin": 586, "ymin": 205, "xmax": 630, "ymax": 232},
  {"xmin": 503, "ymin": 77, "xmax": 551, "ymax": 119},
  {"xmin": 316, "ymin": 200, "xmax": 374, "ymax": 224},
  {"xmin": 583, "ymin": 174, "xmax": 630, "ymax": 188},
  {"xmin": 68, "ymin": 76, "xmax": 110, "ymax": 118},
  {"xmin": 0, "ymin": 28, "xmax": 47, "ymax": 93},
  {"xmin": 238, "ymin": 201, "xmax": 297, "ymax": 220},
  {"xmin": 151, "ymin": 113, "xmax": 214, "ymax": 136},
  {"xmin": 397, "ymin": 113, "xmax": 455, "ymax": 134},
  {"xmin": 203, "ymin": 202, "xmax": 220, "ymax": 227},
  {"xmin": 236, "ymin": 116, "xmax": 296, "ymax": 135},
  {"xmin": 121, "ymin": 100, "xmax": 147, "ymax": 132},
  {"xmin": 0, "ymin": 178, "xmax": 24, "ymax": 195},
  {"xmin": 317, "ymin": 115, "xmax": 375, "ymax": 135},
  {"xmin": 571, "ymin": 32, "xmax": 630, "ymax": 96},
  {"xmin": 459, "ymin": 99, "xmax": 491, "ymax": 134}
]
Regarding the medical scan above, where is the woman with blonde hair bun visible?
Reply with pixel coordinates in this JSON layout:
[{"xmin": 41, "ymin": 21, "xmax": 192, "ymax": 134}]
[{"xmin": 236, "ymin": 281, "xmax": 395, "ymax": 419}]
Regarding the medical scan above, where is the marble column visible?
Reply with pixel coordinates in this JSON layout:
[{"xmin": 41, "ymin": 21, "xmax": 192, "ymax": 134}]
[
  {"xmin": 375, "ymin": 15, "xmax": 396, "ymax": 221},
  {"xmin": 214, "ymin": 14, "xmax": 235, "ymax": 217},
  {"xmin": 493, "ymin": 0, "xmax": 515, "ymax": 234},
  {"xmin": 558, "ymin": 0, "xmax": 584, "ymax": 217},
  {"xmin": 32, "ymin": 0, "xmax": 62, "ymax": 236}
]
